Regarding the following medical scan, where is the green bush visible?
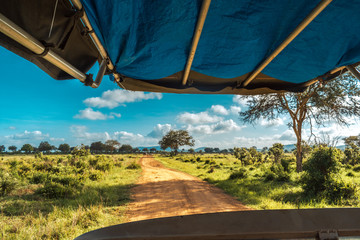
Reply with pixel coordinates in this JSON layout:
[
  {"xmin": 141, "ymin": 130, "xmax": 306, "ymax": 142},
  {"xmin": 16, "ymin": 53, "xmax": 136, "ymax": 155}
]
[
  {"xmin": 30, "ymin": 172, "xmax": 48, "ymax": 184},
  {"xmin": 229, "ymin": 168, "xmax": 247, "ymax": 180},
  {"xmin": 126, "ymin": 162, "xmax": 141, "ymax": 170},
  {"xmin": 95, "ymin": 162, "xmax": 112, "ymax": 172},
  {"xmin": 353, "ymin": 165, "xmax": 360, "ymax": 172},
  {"xmin": 301, "ymin": 146, "xmax": 342, "ymax": 195},
  {"xmin": 325, "ymin": 178, "xmax": 357, "ymax": 203},
  {"xmin": 0, "ymin": 173, "xmax": 18, "ymax": 196},
  {"xmin": 36, "ymin": 181, "xmax": 77, "ymax": 199},
  {"xmin": 263, "ymin": 164, "xmax": 290, "ymax": 182},
  {"xmin": 300, "ymin": 146, "xmax": 356, "ymax": 203},
  {"xmin": 89, "ymin": 171, "xmax": 102, "ymax": 181}
]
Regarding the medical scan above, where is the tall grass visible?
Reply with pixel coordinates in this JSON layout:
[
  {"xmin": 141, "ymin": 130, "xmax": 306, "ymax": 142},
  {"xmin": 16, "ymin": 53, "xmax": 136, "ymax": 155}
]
[
  {"xmin": 157, "ymin": 153, "xmax": 360, "ymax": 209},
  {"xmin": 0, "ymin": 154, "xmax": 141, "ymax": 240}
]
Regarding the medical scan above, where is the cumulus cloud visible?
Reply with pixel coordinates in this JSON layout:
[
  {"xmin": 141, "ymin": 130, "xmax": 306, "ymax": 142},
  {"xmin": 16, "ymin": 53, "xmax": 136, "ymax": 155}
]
[
  {"xmin": 1, "ymin": 130, "xmax": 59, "ymax": 147},
  {"xmin": 114, "ymin": 131, "xmax": 158, "ymax": 146},
  {"xmin": 70, "ymin": 125, "xmax": 110, "ymax": 143},
  {"xmin": 9, "ymin": 126, "xmax": 16, "ymax": 130},
  {"xmin": 5, "ymin": 130, "xmax": 49, "ymax": 140},
  {"xmin": 147, "ymin": 124, "xmax": 172, "ymax": 138},
  {"xmin": 69, "ymin": 125, "xmax": 159, "ymax": 147},
  {"xmin": 259, "ymin": 117, "xmax": 285, "ymax": 127},
  {"xmin": 177, "ymin": 112, "xmax": 223, "ymax": 125},
  {"xmin": 74, "ymin": 108, "xmax": 120, "ymax": 120},
  {"xmin": 187, "ymin": 119, "xmax": 244, "ymax": 135},
  {"xmin": 83, "ymin": 89, "xmax": 162, "ymax": 109},
  {"xmin": 233, "ymin": 95, "xmax": 249, "ymax": 106},
  {"xmin": 230, "ymin": 106, "xmax": 241, "ymax": 115},
  {"xmin": 211, "ymin": 105, "xmax": 229, "ymax": 115}
]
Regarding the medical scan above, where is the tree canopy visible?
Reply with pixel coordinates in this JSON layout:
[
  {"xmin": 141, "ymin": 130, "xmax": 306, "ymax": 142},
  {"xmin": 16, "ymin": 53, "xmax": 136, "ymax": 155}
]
[
  {"xmin": 21, "ymin": 144, "xmax": 34, "ymax": 153},
  {"xmin": 158, "ymin": 130, "xmax": 195, "ymax": 154}
]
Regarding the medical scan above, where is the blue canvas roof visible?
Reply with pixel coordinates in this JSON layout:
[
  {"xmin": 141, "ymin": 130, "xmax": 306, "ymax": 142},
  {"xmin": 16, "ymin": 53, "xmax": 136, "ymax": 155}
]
[{"xmin": 81, "ymin": 0, "xmax": 360, "ymax": 84}]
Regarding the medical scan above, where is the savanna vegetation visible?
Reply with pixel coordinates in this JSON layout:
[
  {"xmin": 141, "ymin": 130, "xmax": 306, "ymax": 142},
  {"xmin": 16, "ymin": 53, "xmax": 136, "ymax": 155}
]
[
  {"xmin": 157, "ymin": 142, "xmax": 360, "ymax": 210},
  {"xmin": 2, "ymin": 132, "xmax": 360, "ymax": 239},
  {"xmin": 0, "ymin": 147, "xmax": 141, "ymax": 240}
]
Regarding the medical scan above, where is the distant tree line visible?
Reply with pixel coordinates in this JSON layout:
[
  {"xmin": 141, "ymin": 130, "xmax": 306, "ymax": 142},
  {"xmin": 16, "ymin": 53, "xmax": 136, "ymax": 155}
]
[{"xmin": 0, "ymin": 140, "xmax": 140, "ymax": 155}]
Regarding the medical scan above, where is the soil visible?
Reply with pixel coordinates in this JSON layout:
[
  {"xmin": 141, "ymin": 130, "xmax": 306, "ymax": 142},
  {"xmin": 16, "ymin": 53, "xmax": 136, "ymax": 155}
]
[{"xmin": 125, "ymin": 156, "xmax": 250, "ymax": 222}]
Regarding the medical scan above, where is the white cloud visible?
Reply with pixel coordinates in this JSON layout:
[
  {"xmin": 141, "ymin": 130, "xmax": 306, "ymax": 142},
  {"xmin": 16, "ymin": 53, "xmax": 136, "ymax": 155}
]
[
  {"xmin": 74, "ymin": 108, "xmax": 120, "ymax": 120},
  {"xmin": 6, "ymin": 130, "xmax": 49, "ymax": 140},
  {"xmin": 187, "ymin": 119, "xmax": 244, "ymax": 135},
  {"xmin": 259, "ymin": 117, "xmax": 285, "ymax": 127},
  {"xmin": 9, "ymin": 126, "xmax": 16, "ymax": 130},
  {"xmin": 177, "ymin": 112, "xmax": 223, "ymax": 125},
  {"xmin": 50, "ymin": 137, "xmax": 65, "ymax": 142},
  {"xmin": 230, "ymin": 106, "xmax": 241, "ymax": 115},
  {"xmin": 70, "ymin": 125, "xmax": 110, "ymax": 144},
  {"xmin": 114, "ymin": 131, "xmax": 158, "ymax": 146},
  {"xmin": 147, "ymin": 124, "xmax": 172, "ymax": 138},
  {"xmin": 83, "ymin": 89, "xmax": 162, "ymax": 109},
  {"xmin": 211, "ymin": 105, "xmax": 229, "ymax": 115},
  {"xmin": 1, "ymin": 130, "xmax": 59, "ymax": 147},
  {"xmin": 233, "ymin": 95, "xmax": 249, "ymax": 106}
]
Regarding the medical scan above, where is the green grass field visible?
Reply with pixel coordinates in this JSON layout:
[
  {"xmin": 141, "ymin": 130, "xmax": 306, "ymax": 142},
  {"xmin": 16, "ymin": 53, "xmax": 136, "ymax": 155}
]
[
  {"xmin": 157, "ymin": 153, "xmax": 360, "ymax": 210},
  {"xmin": 0, "ymin": 154, "xmax": 141, "ymax": 240}
]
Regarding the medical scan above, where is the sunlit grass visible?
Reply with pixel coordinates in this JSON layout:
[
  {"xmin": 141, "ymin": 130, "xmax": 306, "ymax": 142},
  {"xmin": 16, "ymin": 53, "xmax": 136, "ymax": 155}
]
[
  {"xmin": 157, "ymin": 153, "xmax": 360, "ymax": 210},
  {"xmin": 0, "ymin": 154, "xmax": 141, "ymax": 240}
]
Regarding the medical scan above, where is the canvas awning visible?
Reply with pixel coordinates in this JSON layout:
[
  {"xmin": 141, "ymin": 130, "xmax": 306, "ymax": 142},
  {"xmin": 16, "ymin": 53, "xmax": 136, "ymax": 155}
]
[{"xmin": 1, "ymin": 0, "xmax": 360, "ymax": 94}]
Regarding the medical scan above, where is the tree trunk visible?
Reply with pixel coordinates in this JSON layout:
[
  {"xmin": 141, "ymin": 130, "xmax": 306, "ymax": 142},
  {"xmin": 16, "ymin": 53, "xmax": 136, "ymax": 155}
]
[{"xmin": 296, "ymin": 138, "xmax": 303, "ymax": 172}]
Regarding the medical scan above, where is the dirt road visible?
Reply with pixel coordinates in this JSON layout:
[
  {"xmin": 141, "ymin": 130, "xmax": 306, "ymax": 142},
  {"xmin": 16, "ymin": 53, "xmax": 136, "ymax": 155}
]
[{"xmin": 126, "ymin": 156, "xmax": 249, "ymax": 222}]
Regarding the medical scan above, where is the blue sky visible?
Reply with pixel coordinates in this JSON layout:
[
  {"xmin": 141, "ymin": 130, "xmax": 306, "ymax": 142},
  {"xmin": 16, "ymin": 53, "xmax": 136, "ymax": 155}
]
[{"xmin": 1, "ymin": 46, "xmax": 359, "ymax": 150}]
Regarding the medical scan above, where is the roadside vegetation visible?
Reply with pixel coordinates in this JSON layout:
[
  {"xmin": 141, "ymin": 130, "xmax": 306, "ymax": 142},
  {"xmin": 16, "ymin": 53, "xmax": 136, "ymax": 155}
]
[
  {"xmin": 157, "ymin": 143, "xmax": 360, "ymax": 210},
  {"xmin": 0, "ymin": 148, "xmax": 141, "ymax": 240}
]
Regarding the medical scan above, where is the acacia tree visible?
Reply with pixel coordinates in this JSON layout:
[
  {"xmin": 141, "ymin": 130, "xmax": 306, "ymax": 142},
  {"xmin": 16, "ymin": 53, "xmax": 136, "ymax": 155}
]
[
  {"xmin": 159, "ymin": 130, "xmax": 195, "ymax": 154},
  {"xmin": 58, "ymin": 143, "xmax": 71, "ymax": 154},
  {"xmin": 239, "ymin": 75, "xmax": 360, "ymax": 172},
  {"xmin": 21, "ymin": 144, "xmax": 34, "ymax": 154},
  {"xmin": 105, "ymin": 140, "xmax": 121, "ymax": 153},
  {"xmin": 8, "ymin": 145, "xmax": 17, "ymax": 153}
]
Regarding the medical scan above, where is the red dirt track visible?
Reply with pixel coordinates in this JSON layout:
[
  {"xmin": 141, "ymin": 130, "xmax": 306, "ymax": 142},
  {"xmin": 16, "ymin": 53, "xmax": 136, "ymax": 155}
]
[{"xmin": 126, "ymin": 156, "xmax": 249, "ymax": 222}]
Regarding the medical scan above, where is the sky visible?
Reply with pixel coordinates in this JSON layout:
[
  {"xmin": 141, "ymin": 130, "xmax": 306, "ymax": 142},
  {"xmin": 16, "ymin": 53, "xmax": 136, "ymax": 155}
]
[{"xmin": 1, "ymin": 46, "xmax": 360, "ymax": 150}]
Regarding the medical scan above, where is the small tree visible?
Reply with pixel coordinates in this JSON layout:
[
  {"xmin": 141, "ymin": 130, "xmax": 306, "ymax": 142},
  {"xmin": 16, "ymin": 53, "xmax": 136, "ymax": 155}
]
[
  {"xmin": 150, "ymin": 148, "xmax": 157, "ymax": 153},
  {"xmin": 58, "ymin": 143, "xmax": 71, "ymax": 154},
  {"xmin": 8, "ymin": 145, "xmax": 17, "ymax": 153},
  {"xmin": 21, "ymin": 144, "xmax": 34, "ymax": 154},
  {"xmin": 0, "ymin": 145, "xmax": 5, "ymax": 153},
  {"xmin": 159, "ymin": 130, "xmax": 195, "ymax": 154},
  {"xmin": 269, "ymin": 143, "xmax": 284, "ymax": 164},
  {"xmin": 90, "ymin": 141, "xmax": 106, "ymax": 154},
  {"xmin": 38, "ymin": 141, "xmax": 52, "ymax": 153},
  {"xmin": 105, "ymin": 140, "xmax": 121, "ymax": 153},
  {"xmin": 188, "ymin": 148, "xmax": 195, "ymax": 154},
  {"xmin": 119, "ymin": 144, "xmax": 133, "ymax": 153},
  {"xmin": 204, "ymin": 147, "xmax": 214, "ymax": 153}
]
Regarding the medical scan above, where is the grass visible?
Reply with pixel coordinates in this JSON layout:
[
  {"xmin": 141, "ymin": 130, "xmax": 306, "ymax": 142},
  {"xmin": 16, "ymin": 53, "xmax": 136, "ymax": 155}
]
[
  {"xmin": 156, "ymin": 153, "xmax": 360, "ymax": 210},
  {"xmin": 0, "ymin": 154, "xmax": 141, "ymax": 240}
]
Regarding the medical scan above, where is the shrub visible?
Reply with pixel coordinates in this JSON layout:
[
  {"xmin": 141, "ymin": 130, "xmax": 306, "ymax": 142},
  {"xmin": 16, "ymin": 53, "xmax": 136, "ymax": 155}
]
[
  {"xmin": 89, "ymin": 171, "xmax": 102, "ymax": 181},
  {"xmin": 0, "ymin": 173, "xmax": 18, "ymax": 196},
  {"xmin": 126, "ymin": 162, "xmax": 141, "ymax": 170},
  {"xmin": 301, "ymin": 146, "xmax": 342, "ymax": 195},
  {"xmin": 325, "ymin": 178, "xmax": 357, "ymax": 203},
  {"xmin": 229, "ymin": 168, "xmax": 247, "ymax": 180},
  {"xmin": 30, "ymin": 172, "xmax": 48, "ymax": 184},
  {"xmin": 263, "ymin": 164, "xmax": 290, "ymax": 182},
  {"xmin": 353, "ymin": 165, "xmax": 360, "ymax": 172},
  {"xmin": 95, "ymin": 162, "xmax": 112, "ymax": 172},
  {"xmin": 36, "ymin": 181, "xmax": 77, "ymax": 199}
]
